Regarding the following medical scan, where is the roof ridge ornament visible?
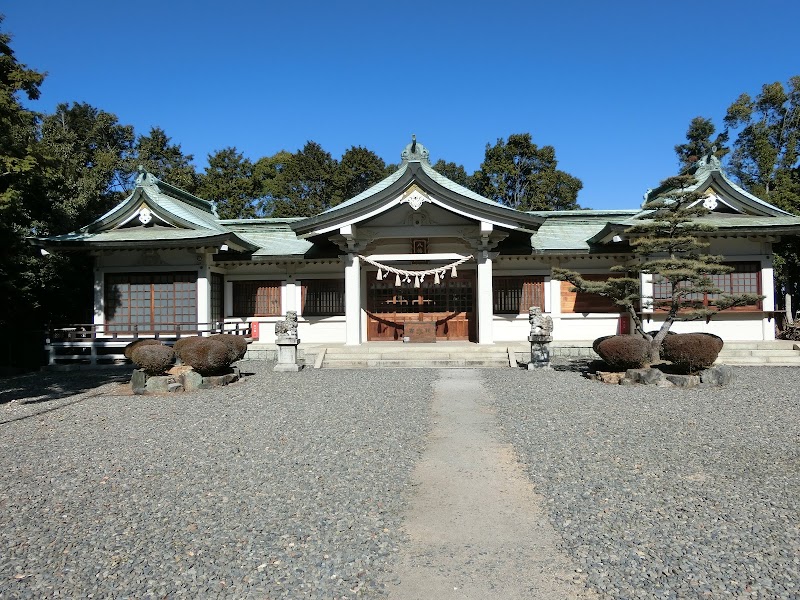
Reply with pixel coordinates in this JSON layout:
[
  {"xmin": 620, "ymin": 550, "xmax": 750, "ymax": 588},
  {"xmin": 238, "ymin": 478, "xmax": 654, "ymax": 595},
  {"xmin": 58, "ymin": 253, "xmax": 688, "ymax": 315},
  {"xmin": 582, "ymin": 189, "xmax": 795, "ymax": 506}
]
[{"xmin": 400, "ymin": 134, "xmax": 430, "ymax": 165}]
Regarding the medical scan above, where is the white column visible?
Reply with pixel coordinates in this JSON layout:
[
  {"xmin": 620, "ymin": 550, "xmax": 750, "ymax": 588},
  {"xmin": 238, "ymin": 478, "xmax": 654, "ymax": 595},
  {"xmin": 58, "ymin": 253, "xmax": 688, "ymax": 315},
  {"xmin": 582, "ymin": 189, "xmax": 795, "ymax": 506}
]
[
  {"xmin": 197, "ymin": 267, "xmax": 210, "ymax": 329},
  {"xmin": 93, "ymin": 269, "xmax": 104, "ymax": 326},
  {"xmin": 477, "ymin": 251, "xmax": 494, "ymax": 344},
  {"xmin": 761, "ymin": 258, "xmax": 776, "ymax": 340},
  {"xmin": 344, "ymin": 253, "xmax": 361, "ymax": 345}
]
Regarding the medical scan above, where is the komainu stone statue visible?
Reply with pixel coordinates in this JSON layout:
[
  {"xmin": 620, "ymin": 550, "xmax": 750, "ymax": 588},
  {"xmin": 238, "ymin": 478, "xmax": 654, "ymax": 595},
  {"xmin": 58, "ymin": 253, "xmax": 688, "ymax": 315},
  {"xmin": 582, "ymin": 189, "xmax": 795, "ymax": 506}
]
[
  {"xmin": 528, "ymin": 306, "xmax": 553, "ymax": 370},
  {"xmin": 275, "ymin": 311, "xmax": 298, "ymax": 339},
  {"xmin": 529, "ymin": 306, "xmax": 553, "ymax": 341},
  {"xmin": 274, "ymin": 311, "xmax": 301, "ymax": 372}
]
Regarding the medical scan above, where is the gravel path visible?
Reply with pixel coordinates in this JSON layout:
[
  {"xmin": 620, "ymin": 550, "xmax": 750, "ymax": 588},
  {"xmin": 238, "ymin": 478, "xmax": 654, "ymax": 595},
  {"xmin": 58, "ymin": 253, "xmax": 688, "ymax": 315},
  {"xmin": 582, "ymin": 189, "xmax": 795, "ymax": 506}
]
[
  {"xmin": 388, "ymin": 369, "xmax": 593, "ymax": 599},
  {"xmin": 2, "ymin": 363, "xmax": 798, "ymax": 599},
  {"xmin": 0, "ymin": 363, "xmax": 436, "ymax": 598},
  {"xmin": 484, "ymin": 366, "xmax": 800, "ymax": 599}
]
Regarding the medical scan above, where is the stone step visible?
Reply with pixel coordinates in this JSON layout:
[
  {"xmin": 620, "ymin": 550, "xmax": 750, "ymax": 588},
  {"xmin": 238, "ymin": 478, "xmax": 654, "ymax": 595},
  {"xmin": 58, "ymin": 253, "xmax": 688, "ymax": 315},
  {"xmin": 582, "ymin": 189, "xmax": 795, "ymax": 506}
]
[
  {"xmin": 322, "ymin": 358, "xmax": 511, "ymax": 369},
  {"xmin": 718, "ymin": 348, "xmax": 800, "ymax": 357},
  {"xmin": 324, "ymin": 351, "xmax": 508, "ymax": 361},
  {"xmin": 716, "ymin": 355, "xmax": 800, "ymax": 365}
]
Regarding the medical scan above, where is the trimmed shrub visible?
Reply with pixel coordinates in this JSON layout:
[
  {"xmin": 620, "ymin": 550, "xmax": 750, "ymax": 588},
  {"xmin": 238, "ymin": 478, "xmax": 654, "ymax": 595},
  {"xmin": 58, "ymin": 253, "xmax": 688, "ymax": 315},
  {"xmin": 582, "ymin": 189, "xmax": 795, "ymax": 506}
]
[
  {"xmin": 173, "ymin": 336, "xmax": 206, "ymax": 364},
  {"xmin": 592, "ymin": 335, "xmax": 614, "ymax": 354},
  {"xmin": 209, "ymin": 334, "xmax": 249, "ymax": 362},
  {"xmin": 662, "ymin": 333, "xmax": 723, "ymax": 374},
  {"xmin": 130, "ymin": 343, "xmax": 175, "ymax": 375},
  {"xmin": 124, "ymin": 338, "xmax": 161, "ymax": 360},
  {"xmin": 178, "ymin": 337, "xmax": 231, "ymax": 375},
  {"xmin": 595, "ymin": 335, "xmax": 650, "ymax": 370}
]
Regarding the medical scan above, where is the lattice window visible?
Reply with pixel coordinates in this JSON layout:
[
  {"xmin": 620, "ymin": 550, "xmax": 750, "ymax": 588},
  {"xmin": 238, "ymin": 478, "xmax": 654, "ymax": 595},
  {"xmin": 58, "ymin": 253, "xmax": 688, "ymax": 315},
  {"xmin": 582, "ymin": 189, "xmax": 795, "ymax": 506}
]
[
  {"xmin": 104, "ymin": 272, "xmax": 198, "ymax": 332},
  {"xmin": 652, "ymin": 262, "xmax": 761, "ymax": 311},
  {"xmin": 493, "ymin": 276, "xmax": 545, "ymax": 314},
  {"xmin": 367, "ymin": 277, "xmax": 474, "ymax": 314},
  {"xmin": 302, "ymin": 280, "xmax": 345, "ymax": 316},
  {"xmin": 232, "ymin": 281, "xmax": 282, "ymax": 316},
  {"xmin": 210, "ymin": 273, "xmax": 224, "ymax": 322}
]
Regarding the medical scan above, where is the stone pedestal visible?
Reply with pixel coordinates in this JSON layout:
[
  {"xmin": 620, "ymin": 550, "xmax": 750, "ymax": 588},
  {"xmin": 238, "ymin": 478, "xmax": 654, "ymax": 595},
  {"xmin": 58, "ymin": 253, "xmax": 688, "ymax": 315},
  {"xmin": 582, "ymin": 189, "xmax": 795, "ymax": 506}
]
[
  {"xmin": 527, "ymin": 334, "xmax": 553, "ymax": 370},
  {"xmin": 274, "ymin": 336, "xmax": 302, "ymax": 372}
]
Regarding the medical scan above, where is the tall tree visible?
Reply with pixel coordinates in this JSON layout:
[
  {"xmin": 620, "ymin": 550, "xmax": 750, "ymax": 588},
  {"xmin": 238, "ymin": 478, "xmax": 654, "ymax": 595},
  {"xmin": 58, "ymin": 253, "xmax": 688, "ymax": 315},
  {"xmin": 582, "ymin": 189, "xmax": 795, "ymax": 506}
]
[
  {"xmin": 269, "ymin": 141, "xmax": 338, "ymax": 217},
  {"xmin": 0, "ymin": 17, "xmax": 47, "ymax": 335},
  {"xmin": 431, "ymin": 159, "xmax": 471, "ymax": 188},
  {"xmin": 196, "ymin": 147, "xmax": 259, "ymax": 219},
  {"xmin": 674, "ymin": 116, "xmax": 729, "ymax": 170},
  {"xmin": 724, "ymin": 77, "xmax": 800, "ymax": 210},
  {"xmin": 723, "ymin": 77, "xmax": 800, "ymax": 310},
  {"xmin": 129, "ymin": 127, "xmax": 198, "ymax": 193},
  {"xmin": 553, "ymin": 175, "xmax": 760, "ymax": 363},
  {"xmin": 332, "ymin": 146, "xmax": 389, "ymax": 205},
  {"xmin": 471, "ymin": 133, "xmax": 582, "ymax": 211},
  {"xmin": 37, "ymin": 102, "xmax": 135, "ymax": 232}
]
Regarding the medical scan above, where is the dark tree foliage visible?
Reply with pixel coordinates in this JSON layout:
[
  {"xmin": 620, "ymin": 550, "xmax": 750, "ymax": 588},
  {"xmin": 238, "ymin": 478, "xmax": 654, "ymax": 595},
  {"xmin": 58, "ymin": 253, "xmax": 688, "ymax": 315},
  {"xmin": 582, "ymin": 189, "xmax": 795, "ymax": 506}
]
[
  {"xmin": 269, "ymin": 141, "xmax": 338, "ymax": 217},
  {"xmin": 431, "ymin": 159, "xmax": 471, "ymax": 188},
  {"xmin": 471, "ymin": 133, "xmax": 582, "ymax": 211},
  {"xmin": 129, "ymin": 127, "xmax": 198, "ymax": 193},
  {"xmin": 674, "ymin": 116, "xmax": 729, "ymax": 170},
  {"xmin": 196, "ymin": 147, "xmax": 259, "ymax": 219},
  {"xmin": 722, "ymin": 77, "xmax": 800, "ymax": 310},
  {"xmin": 724, "ymin": 77, "xmax": 800, "ymax": 209},
  {"xmin": 37, "ymin": 102, "xmax": 135, "ymax": 232},
  {"xmin": 332, "ymin": 146, "xmax": 389, "ymax": 205}
]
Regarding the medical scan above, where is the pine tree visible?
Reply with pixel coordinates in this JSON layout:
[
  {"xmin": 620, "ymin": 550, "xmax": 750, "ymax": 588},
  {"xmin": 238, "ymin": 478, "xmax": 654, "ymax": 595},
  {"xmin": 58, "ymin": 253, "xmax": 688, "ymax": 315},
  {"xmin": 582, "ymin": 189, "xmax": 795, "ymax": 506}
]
[{"xmin": 553, "ymin": 174, "xmax": 761, "ymax": 362}]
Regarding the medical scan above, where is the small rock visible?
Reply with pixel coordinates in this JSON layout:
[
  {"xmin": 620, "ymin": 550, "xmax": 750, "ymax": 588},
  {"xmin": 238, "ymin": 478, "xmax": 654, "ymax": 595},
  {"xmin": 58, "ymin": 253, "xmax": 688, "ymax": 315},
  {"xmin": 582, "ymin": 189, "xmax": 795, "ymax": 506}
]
[{"xmin": 665, "ymin": 374, "xmax": 701, "ymax": 388}]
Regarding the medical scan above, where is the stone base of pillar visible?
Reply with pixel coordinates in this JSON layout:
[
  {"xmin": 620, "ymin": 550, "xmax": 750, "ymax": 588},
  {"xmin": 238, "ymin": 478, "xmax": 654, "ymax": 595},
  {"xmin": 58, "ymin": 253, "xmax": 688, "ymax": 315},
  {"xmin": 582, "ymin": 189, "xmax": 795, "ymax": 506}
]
[{"xmin": 274, "ymin": 337, "xmax": 302, "ymax": 372}]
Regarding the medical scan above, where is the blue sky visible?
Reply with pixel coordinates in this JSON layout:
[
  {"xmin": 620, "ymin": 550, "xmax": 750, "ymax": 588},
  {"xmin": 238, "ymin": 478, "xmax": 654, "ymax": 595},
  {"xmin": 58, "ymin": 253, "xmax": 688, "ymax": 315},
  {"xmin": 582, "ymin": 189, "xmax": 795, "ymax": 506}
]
[{"xmin": 4, "ymin": 1, "xmax": 799, "ymax": 210}]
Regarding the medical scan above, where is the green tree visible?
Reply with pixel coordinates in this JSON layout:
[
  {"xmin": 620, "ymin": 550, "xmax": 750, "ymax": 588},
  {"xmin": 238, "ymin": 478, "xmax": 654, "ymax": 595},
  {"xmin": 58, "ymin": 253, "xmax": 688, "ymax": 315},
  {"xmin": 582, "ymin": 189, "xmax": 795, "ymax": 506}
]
[
  {"xmin": 723, "ymin": 77, "xmax": 800, "ymax": 311},
  {"xmin": 431, "ymin": 159, "xmax": 471, "ymax": 188},
  {"xmin": 0, "ymin": 17, "xmax": 47, "ymax": 334},
  {"xmin": 269, "ymin": 141, "xmax": 338, "ymax": 217},
  {"xmin": 196, "ymin": 147, "xmax": 259, "ymax": 219},
  {"xmin": 471, "ymin": 133, "xmax": 582, "ymax": 211},
  {"xmin": 674, "ymin": 116, "xmax": 729, "ymax": 170},
  {"xmin": 37, "ymin": 102, "xmax": 135, "ymax": 232},
  {"xmin": 724, "ymin": 77, "xmax": 800, "ymax": 209},
  {"xmin": 129, "ymin": 127, "xmax": 198, "ymax": 193},
  {"xmin": 553, "ymin": 175, "xmax": 760, "ymax": 362},
  {"xmin": 332, "ymin": 146, "xmax": 389, "ymax": 205}
]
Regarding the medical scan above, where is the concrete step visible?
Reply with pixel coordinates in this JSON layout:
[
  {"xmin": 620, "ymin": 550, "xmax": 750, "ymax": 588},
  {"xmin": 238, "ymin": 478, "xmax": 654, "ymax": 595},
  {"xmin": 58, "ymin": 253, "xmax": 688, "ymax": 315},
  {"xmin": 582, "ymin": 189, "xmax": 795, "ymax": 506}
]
[
  {"xmin": 718, "ymin": 349, "xmax": 800, "ymax": 357},
  {"xmin": 716, "ymin": 355, "xmax": 800, "ymax": 366},
  {"xmin": 322, "ymin": 358, "xmax": 511, "ymax": 369}
]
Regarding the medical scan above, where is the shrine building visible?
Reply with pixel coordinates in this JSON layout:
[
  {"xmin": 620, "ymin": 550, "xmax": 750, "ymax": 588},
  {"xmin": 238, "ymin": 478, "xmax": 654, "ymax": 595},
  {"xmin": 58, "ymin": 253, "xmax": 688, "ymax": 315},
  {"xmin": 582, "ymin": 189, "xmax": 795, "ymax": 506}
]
[{"xmin": 36, "ymin": 138, "xmax": 800, "ymax": 351}]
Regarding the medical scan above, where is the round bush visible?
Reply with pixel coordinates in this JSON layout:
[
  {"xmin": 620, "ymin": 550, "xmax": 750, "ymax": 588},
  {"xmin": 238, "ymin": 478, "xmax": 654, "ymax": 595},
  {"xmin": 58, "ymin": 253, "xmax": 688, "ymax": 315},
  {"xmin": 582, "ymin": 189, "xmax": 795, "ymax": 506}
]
[
  {"xmin": 178, "ymin": 337, "xmax": 232, "ymax": 375},
  {"xmin": 592, "ymin": 335, "xmax": 614, "ymax": 354},
  {"xmin": 124, "ymin": 338, "xmax": 161, "ymax": 360},
  {"xmin": 209, "ymin": 334, "xmax": 249, "ymax": 362},
  {"xmin": 662, "ymin": 333, "xmax": 723, "ymax": 373},
  {"xmin": 130, "ymin": 343, "xmax": 175, "ymax": 375},
  {"xmin": 595, "ymin": 335, "xmax": 650, "ymax": 370},
  {"xmin": 173, "ymin": 336, "xmax": 206, "ymax": 364}
]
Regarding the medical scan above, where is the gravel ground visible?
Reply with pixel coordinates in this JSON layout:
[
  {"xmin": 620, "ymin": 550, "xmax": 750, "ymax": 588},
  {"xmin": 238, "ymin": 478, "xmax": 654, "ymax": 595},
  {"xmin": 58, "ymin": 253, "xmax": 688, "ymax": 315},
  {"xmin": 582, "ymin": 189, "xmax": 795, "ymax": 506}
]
[
  {"xmin": 0, "ymin": 363, "xmax": 436, "ymax": 599},
  {"xmin": 484, "ymin": 366, "xmax": 800, "ymax": 599}
]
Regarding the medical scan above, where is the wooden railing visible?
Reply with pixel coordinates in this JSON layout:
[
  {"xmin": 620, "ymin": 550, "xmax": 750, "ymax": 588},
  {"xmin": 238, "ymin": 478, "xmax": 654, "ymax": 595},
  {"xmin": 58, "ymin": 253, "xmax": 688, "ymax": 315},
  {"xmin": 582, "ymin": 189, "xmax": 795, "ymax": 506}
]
[{"xmin": 46, "ymin": 322, "xmax": 252, "ymax": 366}]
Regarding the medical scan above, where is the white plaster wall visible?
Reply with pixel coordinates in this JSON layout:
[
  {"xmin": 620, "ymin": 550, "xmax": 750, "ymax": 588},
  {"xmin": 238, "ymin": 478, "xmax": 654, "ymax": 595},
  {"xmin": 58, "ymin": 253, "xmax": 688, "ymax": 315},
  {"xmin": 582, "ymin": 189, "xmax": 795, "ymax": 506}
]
[
  {"xmin": 643, "ymin": 314, "xmax": 771, "ymax": 341},
  {"xmin": 555, "ymin": 315, "xmax": 624, "ymax": 341},
  {"xmin": 225, "ymin": 316, "xmax": 346, "ymax": 344}
]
